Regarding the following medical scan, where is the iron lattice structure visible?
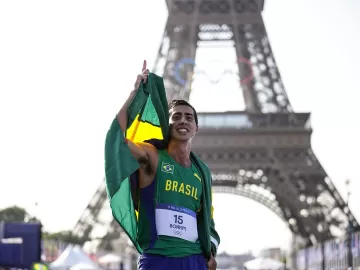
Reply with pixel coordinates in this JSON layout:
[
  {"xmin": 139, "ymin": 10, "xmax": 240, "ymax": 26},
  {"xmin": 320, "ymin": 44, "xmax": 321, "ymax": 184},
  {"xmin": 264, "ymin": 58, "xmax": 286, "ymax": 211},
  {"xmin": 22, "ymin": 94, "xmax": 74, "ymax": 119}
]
[{"xmin": 73, "ymin": 0, "xmax": 359, "ymax": 251}]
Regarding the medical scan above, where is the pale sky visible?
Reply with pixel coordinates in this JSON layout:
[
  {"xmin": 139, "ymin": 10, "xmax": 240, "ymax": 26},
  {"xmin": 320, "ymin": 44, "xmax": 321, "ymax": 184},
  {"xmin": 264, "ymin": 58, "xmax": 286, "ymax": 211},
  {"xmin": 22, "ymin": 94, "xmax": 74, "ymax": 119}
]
[{"xmin": 0, "ymin": 0, "xmax": 360, "ymax": 256}]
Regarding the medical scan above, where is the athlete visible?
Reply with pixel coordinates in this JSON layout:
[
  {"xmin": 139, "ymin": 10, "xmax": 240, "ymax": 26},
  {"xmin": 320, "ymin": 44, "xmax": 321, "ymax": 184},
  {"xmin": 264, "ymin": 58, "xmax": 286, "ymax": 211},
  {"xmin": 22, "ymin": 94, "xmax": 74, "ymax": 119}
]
[{"xmin": 117, "ymin": 60, "xmax": 218, "ymax": 270}]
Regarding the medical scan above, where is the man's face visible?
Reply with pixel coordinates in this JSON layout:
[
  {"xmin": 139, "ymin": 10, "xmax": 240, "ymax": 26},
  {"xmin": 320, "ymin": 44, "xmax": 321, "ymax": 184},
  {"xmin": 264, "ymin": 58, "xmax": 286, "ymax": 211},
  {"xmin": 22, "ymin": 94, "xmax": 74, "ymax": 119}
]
[{"xmin": 169, "ymin": 105, "xmax": 198, "ymax": 141}]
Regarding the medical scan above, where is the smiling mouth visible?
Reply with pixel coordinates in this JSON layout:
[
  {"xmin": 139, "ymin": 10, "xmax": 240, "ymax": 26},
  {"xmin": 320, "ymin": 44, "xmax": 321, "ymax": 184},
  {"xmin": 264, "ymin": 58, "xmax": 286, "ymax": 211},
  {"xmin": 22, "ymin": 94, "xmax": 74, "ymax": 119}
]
[{"xmin": 177, "ymin": 128, "xmax": 189, "ymax": 132}]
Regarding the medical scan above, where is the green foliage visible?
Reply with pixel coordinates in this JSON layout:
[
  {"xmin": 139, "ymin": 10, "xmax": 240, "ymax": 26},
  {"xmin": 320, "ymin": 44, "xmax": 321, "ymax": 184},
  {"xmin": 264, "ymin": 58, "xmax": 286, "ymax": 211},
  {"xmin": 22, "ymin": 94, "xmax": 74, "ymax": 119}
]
[
  {"xmin": 0, "ymin": 205, "xmax": 30, "ymax": 222},
  {"xmin": 43, "ymin": 230, "xmax": 86, "ymax": 245},
  {"xmin": 0, "ymin": 205, "xmax": 85, "ymax": 245}
]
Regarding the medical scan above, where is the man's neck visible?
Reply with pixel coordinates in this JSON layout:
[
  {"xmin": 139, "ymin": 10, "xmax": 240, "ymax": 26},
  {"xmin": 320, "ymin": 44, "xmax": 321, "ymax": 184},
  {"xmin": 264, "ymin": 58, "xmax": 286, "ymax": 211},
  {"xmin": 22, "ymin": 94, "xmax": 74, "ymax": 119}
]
[{"xmin": 167, "ymin": 140, "xmax": 191, "ymax": 167}]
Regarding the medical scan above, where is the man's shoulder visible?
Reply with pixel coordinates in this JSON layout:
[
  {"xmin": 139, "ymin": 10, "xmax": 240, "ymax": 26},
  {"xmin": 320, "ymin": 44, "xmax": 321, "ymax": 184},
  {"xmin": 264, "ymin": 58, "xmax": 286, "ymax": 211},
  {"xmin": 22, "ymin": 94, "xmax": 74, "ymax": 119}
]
[{"xmin": 190, "ymin": 152, "xmax": 211, "ymax": 172}]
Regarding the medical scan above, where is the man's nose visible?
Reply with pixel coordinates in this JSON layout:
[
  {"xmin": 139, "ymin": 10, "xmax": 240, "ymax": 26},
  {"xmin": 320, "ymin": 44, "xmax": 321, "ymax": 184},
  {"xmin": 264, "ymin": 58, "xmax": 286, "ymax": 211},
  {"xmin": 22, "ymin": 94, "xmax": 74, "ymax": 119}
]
[{"xmin": 179, "ymin": 116, "xmax": 188, "ymax": 124}]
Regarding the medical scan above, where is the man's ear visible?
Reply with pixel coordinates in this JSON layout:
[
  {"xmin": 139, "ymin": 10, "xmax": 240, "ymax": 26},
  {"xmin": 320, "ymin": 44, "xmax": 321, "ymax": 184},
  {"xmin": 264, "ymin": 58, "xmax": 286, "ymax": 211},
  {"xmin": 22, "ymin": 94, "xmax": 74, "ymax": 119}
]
[{"xmin": 195, "ymin": 125, "xmax": 199, "ymax": 133}]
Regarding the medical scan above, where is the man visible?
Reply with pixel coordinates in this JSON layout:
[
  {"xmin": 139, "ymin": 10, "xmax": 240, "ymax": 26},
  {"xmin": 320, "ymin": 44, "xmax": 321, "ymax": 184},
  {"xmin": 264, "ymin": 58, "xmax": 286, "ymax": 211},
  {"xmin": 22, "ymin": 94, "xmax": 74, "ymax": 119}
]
[{"xmin": 115, "ymin": 60, "xmax": 219, "ymax": 270}]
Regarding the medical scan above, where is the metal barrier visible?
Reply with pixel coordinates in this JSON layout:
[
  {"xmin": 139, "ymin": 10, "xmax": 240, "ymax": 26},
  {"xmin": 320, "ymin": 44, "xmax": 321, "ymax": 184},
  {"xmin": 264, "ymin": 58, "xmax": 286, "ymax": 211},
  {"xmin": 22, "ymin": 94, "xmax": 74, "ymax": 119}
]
[{"xmin": 295, "ymin": 231, "xmax": 360, "ymax": 270}]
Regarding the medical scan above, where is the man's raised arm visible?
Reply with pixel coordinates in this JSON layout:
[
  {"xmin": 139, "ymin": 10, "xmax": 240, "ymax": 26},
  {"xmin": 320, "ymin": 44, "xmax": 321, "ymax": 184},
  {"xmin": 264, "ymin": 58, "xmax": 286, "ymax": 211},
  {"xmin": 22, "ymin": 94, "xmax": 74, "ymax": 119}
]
[{"xmin": 116, "ymin": 60, "xmax": 156, "ymax": 168}]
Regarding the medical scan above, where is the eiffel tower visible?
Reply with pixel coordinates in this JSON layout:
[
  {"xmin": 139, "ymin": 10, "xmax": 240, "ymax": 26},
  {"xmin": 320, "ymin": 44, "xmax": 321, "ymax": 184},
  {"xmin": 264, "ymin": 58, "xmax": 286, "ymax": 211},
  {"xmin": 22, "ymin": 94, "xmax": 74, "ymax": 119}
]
[{"xmin": 73, "ymin": 0, "xmax": 359, "ymax": 259}]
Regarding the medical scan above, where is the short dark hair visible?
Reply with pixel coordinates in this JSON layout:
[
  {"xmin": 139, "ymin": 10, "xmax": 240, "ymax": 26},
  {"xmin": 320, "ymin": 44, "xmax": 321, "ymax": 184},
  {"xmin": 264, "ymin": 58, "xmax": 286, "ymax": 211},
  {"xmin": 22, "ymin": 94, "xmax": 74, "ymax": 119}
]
[{"xmin": 168, "ymin": 99, "xmax": 198, "ymax": 125}]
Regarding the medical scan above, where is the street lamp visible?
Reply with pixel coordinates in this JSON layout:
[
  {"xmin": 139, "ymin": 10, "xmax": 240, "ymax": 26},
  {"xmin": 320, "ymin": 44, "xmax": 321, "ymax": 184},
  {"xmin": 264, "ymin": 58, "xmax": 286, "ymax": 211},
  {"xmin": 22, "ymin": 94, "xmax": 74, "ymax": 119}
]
[
  {"xmin": 345, "ymin": 179, "xmax": 353, "ymax": 269},
  {"xmin": 345, "ymin": 179, "xmax": 351, "ymax": 205}
]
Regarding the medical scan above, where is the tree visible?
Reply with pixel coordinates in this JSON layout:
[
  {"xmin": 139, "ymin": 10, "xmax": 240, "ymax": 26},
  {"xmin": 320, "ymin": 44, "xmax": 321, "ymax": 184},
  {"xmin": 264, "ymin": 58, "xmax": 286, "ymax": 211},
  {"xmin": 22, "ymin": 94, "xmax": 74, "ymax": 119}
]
[
  {"xmin": 0, "ymin": 206, "xmax": 29, "ymax": 222},
  {"xmin": 0, "ymin": 206, "xmax": 85, "ymax": 245},
  {"xmin": 43, "ymin": 230, "xmax": 86, "ymax": 245},
  {"xmin": 0, "ymin": 206, "xmax": 41, "ymax": 223}
]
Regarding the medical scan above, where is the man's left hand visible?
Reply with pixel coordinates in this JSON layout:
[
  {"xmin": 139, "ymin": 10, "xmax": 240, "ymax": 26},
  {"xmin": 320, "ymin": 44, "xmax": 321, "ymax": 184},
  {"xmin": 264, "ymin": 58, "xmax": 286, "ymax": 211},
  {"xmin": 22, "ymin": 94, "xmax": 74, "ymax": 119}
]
[{"xmin": 207, "ymin": 254, "xmax": 217, "ymax": 270}]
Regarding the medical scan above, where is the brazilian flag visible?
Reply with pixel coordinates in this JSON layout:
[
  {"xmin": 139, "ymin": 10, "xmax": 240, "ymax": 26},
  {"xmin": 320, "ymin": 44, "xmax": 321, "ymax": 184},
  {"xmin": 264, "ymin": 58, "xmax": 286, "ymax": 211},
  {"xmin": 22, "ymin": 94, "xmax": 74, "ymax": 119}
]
[
  {"xmin": 104, "ymin": 73, "xmax": 219, "ymax": 258},
  {"xmin": 105, "ymin": 73, "xmax": 169, "ymax": 253},
  {"xmin": 126, "ymin": 73, "xmax": 169, "ymax": 145}
]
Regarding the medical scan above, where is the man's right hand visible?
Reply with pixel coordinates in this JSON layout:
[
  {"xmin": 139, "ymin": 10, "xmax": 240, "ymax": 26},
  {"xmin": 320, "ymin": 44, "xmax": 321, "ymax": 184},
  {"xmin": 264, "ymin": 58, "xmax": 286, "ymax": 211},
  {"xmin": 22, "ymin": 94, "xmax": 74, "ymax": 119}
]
[
  {"xmin": 119, "ymin": 60, "xmax": 149, "ymax": 130},
  {"xmin": 133, "ymin": 60, "xmax": 149, "ymax": 92}
]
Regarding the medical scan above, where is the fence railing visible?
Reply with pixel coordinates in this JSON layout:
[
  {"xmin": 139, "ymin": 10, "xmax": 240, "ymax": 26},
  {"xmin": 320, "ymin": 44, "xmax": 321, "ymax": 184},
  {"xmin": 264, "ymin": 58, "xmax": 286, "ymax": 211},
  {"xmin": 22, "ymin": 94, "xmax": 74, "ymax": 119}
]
[{"xmin": 296, "ymin": 231, "xmax": 360, "ymax": 270}]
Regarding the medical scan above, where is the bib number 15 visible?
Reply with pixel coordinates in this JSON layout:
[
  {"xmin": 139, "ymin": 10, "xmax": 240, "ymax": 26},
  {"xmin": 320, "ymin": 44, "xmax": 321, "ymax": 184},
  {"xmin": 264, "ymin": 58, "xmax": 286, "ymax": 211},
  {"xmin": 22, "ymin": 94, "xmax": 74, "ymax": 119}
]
[{"xmin": 174, "ymin": 215, "xmax": 183, "ymax": 224}]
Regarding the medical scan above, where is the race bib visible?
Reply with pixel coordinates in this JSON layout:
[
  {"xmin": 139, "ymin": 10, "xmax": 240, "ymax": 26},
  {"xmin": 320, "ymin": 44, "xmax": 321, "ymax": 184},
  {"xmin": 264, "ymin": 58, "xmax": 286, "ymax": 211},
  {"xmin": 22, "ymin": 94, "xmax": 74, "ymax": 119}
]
[{"xmin": 155, "ymin": 203, "xmax": 198, "ymax": 242}]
